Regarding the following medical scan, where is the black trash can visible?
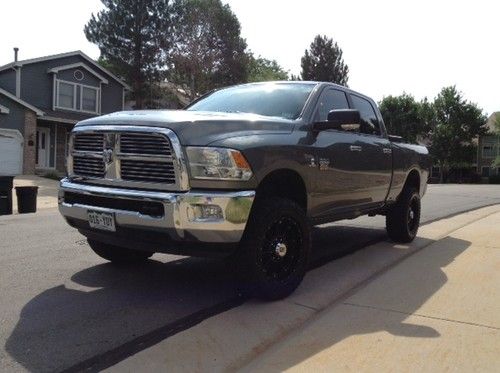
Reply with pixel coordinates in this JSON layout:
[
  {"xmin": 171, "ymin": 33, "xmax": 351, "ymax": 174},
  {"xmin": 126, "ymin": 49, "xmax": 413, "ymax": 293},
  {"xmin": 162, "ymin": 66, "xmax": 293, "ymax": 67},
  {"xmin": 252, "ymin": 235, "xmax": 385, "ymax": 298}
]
[
  {"xmin": 15, "ymin": 186, "xmax": 39, "ymax": 214},
  {"xmin": 0, "ymin": 176, "xmax": 14, "ymax": 216}
]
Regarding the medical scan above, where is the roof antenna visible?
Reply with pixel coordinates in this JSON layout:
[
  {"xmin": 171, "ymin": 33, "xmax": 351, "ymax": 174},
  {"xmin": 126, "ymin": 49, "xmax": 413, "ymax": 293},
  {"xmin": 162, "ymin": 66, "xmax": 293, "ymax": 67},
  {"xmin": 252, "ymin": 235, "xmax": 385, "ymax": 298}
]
[{"xmin": 14, "ymin": 47, "xmax": 19, "ymax": 62}]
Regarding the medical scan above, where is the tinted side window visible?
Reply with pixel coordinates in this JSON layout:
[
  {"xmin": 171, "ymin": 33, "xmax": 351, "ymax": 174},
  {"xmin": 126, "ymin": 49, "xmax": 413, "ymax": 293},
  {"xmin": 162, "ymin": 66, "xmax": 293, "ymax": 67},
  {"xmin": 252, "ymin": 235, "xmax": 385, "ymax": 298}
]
[
  {"xmin": 350, "ymin": 95, "xmax": 380, "ymax": 135},
  {"xmin": 315, "ymin": 89, "xmax": 349, "ymax": 122}
]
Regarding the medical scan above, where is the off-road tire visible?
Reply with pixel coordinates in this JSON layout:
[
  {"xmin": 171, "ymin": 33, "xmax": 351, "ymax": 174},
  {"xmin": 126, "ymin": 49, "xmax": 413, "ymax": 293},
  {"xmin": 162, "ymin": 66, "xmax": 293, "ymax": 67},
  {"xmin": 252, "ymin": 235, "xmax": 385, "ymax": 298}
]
[
  {"xmin": 386, "ymin": 187, "xmax": 421, "ymax": 243},
  {"xmin": 87, "ymin": 239, "xmax": 153, "ymax": 263},
  {"xmin": 237, "ymin": 197, "xmax": 311, "ymax": 300}
]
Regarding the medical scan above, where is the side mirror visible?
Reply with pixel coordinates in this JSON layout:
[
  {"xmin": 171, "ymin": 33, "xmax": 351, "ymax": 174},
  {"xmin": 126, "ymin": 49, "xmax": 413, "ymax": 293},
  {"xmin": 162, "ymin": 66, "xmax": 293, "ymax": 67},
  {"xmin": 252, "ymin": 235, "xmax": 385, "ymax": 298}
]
[{"xmin": 313, "ymin": 109, "xmax": 361, "ymax": 132}]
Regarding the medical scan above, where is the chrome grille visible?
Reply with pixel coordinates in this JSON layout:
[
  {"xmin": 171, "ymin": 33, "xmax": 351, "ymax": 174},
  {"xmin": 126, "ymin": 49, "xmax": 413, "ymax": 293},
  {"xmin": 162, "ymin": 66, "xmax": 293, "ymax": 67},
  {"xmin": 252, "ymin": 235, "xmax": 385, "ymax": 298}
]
[
  {"xmin": 72, "ymin": 155, "xmax": 105, "ymax": 178},
  {"xmin": 120, "ymin": 133, "xmax": 172, "ymax": 156},
  {"xmin": 73, "ymin": 133, "xmax": 104, "ymax": 152},
  {"xmin": 69, "ymin": 127, "xmax": 187, "ymax": 191},
  {"xmin": 121, "ymin": 160, "xmax": 175, "ymax": 184}
]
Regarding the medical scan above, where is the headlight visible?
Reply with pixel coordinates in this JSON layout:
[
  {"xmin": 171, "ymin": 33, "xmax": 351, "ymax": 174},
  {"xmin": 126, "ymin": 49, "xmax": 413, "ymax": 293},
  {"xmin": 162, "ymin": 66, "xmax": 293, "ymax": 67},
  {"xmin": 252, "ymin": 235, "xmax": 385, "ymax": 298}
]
[{"xmin": 186, "ymin": 147, "xmax": 253, "ymax": 181}]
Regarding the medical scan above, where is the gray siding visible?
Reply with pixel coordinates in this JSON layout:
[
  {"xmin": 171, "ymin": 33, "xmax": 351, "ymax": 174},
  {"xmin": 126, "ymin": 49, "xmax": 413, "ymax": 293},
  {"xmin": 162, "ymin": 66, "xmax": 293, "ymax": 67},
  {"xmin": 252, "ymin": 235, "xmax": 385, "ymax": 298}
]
[
  {"xmin": 0, "ymin": 69, "xmax": 16, "ymax": 95},
  {"xmin": 0, "ymin": 94, "xmax": 28, "ymax": 135},
  {"xmin": 101, "ymin": 80, "xmax": 124, "ymax": 113},
  {"xmin": 18, "ymin": 55, "xmax": 124, "ymax": 119}
]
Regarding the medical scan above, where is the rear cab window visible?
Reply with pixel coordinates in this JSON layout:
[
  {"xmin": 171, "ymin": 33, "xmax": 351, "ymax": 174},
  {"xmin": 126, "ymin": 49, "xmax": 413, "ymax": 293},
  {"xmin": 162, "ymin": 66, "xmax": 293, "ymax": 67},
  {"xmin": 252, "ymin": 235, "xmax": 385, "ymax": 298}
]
[{"xmin": 349, "ymin": 95, "xmax": 381, "ymax": 136}]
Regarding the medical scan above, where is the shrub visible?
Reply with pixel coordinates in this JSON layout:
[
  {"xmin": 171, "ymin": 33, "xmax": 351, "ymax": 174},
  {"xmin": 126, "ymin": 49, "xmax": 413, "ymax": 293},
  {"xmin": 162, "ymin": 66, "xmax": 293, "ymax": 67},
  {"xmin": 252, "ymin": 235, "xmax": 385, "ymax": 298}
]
[
  {"xmin": 43, "ymin": 171, "xmax": 62, "ymax": 181},
  {"xmin": 489, "ymin": 175, "xmax": 500, "ymax": 184}
]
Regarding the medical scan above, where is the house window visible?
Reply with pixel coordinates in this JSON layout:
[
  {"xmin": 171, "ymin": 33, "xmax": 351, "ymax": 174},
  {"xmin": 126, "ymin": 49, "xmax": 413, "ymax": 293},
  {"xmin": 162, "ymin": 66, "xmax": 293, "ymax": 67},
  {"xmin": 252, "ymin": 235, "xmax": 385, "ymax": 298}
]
[
  {"xmin": 482, "ymin": 145, "xmax": 495, "ymax": 158},
  {"xmin": 82, "ymin": 86, "xmax": 98, "ymax": 113},
  {"xmin": 55, "ymin": 79, "xmax": 100, "ymax": 114},
  {"xmin": 58, "ymin": 81, "xmax": 75, "ymax": 109},
  {"xmin": 481, "ymin": 166, "xmax": 490, "ymax": 177}
]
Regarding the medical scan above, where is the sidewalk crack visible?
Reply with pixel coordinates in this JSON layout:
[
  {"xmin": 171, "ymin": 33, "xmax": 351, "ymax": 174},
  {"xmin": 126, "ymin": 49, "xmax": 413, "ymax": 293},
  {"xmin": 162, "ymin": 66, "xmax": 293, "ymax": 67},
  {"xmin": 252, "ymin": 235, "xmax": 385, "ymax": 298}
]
[
  {"xmin": 343, "ymin": 302, "xmax": 500, "ymax": 331},
  {"xmin": 290, "ymin": 302, "xmax": 320, "ymax": 311}
]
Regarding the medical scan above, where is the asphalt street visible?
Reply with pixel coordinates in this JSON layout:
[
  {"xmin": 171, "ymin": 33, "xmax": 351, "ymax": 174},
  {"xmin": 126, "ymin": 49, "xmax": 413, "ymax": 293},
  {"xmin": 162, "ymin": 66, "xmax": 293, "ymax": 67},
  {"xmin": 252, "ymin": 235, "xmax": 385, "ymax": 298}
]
[{"xmin": 0, "ymin": 184, "xmax": 499, "ymax": 372}]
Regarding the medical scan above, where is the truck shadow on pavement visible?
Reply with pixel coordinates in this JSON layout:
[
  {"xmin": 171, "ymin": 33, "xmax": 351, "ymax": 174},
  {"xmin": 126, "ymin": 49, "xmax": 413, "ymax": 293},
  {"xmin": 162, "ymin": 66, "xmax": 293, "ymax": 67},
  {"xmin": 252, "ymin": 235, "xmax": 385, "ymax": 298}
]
[
  {"xmin": 4, "ymin": 227, "xmax": 469, "ymax": 372},
  {"xmin": 250, "ymin": 235, "xmax": 471, "ymax": 371}
]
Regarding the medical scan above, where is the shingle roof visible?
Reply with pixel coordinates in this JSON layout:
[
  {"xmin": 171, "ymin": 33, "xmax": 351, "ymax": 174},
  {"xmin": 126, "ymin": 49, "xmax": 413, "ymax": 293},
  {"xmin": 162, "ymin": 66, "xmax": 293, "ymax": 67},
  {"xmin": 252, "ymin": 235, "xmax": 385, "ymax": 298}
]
[{"xmin": 0, "ymin": 50, "xmax": 131, "ymax": 90}]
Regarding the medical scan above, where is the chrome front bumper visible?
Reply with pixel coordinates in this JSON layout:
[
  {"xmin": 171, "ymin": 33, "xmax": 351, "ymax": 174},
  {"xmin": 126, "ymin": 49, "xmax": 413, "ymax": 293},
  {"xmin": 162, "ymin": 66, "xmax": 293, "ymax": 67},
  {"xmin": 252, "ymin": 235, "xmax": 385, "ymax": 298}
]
[{"xmin": 58, "ymin": 179, "xmax": 255, "ymax": 243}]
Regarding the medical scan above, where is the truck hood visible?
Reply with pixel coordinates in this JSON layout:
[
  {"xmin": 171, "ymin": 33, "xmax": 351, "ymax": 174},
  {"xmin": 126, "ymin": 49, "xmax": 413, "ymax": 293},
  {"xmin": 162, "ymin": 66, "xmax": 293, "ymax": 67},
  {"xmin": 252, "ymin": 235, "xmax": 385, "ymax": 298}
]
[{"xmin": 75, "ymin": 110, "xmax": 295, "ymax": 145}]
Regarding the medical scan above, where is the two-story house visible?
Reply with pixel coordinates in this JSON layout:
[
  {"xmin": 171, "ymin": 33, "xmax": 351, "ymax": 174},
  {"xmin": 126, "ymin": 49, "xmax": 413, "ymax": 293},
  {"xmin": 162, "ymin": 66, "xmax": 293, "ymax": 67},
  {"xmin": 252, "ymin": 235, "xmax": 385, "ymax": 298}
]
[
  {"xmin": 0, "ymin": 49, "xmax": 130, "ymax": 174},
  {"xmin": 477, "ymin": 112, "xmax": 499, "ymax": 179}
]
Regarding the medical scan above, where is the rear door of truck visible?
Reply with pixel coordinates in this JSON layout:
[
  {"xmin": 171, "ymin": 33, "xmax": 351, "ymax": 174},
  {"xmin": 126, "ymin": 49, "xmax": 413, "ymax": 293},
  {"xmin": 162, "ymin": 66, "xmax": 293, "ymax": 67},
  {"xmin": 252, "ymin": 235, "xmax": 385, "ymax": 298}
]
[{"xmin": 348, "ymin": 93, "xmax": 392, "ymax": 204}]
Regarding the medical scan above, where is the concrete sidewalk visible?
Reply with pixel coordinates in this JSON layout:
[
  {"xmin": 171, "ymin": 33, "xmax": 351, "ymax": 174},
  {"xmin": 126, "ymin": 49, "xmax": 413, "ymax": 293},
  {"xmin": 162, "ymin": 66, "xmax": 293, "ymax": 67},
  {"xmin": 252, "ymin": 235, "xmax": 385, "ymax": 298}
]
[
  {"xmin": 244, "ymin": 209, "xmax": 500, "ymax": 372},
  {"xmin": 108, "ymin": 205, "xmax": 500, "ymax": 372},
  {"xmin": 12, "ymin": 175, "xmax": 59, "ymax": 213}
]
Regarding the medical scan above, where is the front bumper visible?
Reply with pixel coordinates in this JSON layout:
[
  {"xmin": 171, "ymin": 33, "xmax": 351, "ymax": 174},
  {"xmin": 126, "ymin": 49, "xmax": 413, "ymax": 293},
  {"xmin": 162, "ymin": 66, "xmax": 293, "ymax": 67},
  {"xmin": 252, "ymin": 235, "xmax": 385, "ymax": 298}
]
[{"xmin": 58, "ymin": 178, "xmax": 255, "ymax": 244}]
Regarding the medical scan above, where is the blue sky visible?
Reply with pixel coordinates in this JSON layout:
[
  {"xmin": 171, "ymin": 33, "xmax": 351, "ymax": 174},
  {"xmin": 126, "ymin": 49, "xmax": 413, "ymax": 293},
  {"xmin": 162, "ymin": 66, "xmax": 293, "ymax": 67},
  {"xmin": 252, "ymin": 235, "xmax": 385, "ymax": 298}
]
[{"xmin": 1, "ymin": 0, "xmax": 498, "ymax": 114}]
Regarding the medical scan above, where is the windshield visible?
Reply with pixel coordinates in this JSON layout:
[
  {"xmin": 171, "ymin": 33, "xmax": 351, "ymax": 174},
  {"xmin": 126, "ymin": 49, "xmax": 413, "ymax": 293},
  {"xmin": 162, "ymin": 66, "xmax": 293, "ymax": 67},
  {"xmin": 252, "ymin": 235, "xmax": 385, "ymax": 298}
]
[{"xmin": 186, "ymin": 83, "xmax": 316, "ymax": 120}]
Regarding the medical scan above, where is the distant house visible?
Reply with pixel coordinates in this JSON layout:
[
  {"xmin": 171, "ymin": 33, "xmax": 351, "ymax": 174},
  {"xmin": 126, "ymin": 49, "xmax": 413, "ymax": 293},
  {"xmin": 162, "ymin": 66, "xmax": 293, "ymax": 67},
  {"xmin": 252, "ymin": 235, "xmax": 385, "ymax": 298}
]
[
  {"xmin": 477, "ymin": 112, "xmax": 499, "ymax": 179},
  {"xmin": 0, "ymin": 49, "xmax": 130, "ymax": 174}
]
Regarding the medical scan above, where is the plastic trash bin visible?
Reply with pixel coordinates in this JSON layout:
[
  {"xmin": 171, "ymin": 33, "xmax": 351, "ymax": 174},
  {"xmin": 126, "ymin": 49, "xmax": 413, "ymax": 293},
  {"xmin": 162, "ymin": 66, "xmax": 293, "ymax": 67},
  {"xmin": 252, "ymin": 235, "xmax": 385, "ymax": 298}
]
[
  {"xmin": 15, "ymin": 186, "xmax": 39, "ymax": 214},
  {"xmin": 0, "ymin": 176, "xmax": 14, "ymax": 215}
]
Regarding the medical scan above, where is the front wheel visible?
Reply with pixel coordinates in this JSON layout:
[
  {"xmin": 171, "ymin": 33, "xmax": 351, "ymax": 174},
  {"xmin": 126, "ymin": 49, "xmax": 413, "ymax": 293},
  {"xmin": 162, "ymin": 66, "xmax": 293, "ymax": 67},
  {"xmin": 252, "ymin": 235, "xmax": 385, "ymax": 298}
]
[
  {"xmin": 386, "ymin": 187, "xmax": 421, "ymax": 243},
  {"xmin": 87, "ymin": 239, "xmax": 153, "ymax": 264},
  {"xmin": 237, "ymin": 198, "xmax": 311, "ymax": 300}
]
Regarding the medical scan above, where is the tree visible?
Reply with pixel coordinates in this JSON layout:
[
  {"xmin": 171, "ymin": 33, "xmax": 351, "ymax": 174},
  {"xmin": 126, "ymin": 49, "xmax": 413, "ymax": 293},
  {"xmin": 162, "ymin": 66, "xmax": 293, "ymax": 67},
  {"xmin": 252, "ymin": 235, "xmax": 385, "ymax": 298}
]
[
  {"xmin": 247, "ymin": 55, "xmax": 289, "ymax": 82},
  {"xmin": 379, "ymin": 94, "xmax": 431, "ymax": 142},
  {"xmin": 300, "ymin": 35, "xmax": 349, "ymax": 85},
  {"xmin": 429, "ymin": 86, "xmax": 487, "ymax": 182},
  {"xmin": 85, "ymin": 0, "xmax": 176, "ymax": 108},
  {"xmin": 168, "ymin": 0, "xmax": 248, "ymax": 99}
]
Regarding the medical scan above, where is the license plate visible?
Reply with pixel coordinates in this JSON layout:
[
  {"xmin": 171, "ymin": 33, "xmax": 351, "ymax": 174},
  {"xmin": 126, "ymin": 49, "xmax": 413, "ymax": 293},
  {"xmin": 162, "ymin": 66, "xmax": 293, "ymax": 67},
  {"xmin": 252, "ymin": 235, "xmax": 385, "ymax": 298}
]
[{"xmin": 88, "ymin": 211, "xmax": 116, "ymax": 232}]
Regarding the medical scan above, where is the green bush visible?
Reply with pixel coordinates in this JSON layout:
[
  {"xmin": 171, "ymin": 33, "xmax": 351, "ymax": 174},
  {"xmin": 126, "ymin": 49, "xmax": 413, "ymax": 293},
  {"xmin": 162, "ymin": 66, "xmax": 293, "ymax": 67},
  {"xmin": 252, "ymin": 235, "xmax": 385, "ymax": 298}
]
[
  {"xmin": 43, "ymin": 171, "xmax": 62, "ymax": 181},
  {"xmin": 489, "ymin": 175, "xmax": 500, "ymax": 184}
]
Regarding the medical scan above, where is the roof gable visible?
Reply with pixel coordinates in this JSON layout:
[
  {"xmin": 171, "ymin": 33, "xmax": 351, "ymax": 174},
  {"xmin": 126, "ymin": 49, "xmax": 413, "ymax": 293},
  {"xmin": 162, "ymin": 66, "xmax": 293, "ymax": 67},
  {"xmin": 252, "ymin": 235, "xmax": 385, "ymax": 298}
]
[
  {"xmin": 0, "ymin": 50, "xmax": 130, "ymax": 90},
  {"xmin": 0, "ymin": 87, "xmax": 44, "ymax": 116},
  {"xmin": 48, "ymin": 62, "xmax": 109, "ymax": 84}
]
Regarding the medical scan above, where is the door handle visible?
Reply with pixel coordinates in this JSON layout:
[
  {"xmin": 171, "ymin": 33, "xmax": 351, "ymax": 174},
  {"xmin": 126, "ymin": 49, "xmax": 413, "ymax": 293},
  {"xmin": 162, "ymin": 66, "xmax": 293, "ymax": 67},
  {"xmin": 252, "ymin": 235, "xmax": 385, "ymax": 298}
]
[
  {"xmin": 349, "ymin": 145, "xmax": 362, "ymax": 152},
  {"xmin": 383, "ymin": 148, "xmax": 392, "ymax": 154}
]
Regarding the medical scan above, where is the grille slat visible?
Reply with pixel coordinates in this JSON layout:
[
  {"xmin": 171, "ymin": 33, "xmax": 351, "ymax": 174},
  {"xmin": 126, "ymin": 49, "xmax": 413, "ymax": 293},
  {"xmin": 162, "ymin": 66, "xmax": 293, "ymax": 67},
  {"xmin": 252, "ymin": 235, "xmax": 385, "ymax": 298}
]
[
  {"xmin": 121, "ymin": 159, "xmax": 176, "ymax": 184},
  {"xmin": 71, "ymin": 131, "xmax": 177, "ymax": 186},
  {"xmin": 74, "ymin": 133, "xmax": 104, "ymax": 152},
  {"xmin": 120, "ymin": 133, "xmax": 171, "ymax": 156}
]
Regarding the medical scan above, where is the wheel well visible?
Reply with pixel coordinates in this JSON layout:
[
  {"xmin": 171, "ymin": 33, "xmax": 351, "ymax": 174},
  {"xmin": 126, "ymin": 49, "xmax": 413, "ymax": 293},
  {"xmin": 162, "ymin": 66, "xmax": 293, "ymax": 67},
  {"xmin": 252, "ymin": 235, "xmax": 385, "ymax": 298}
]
[
  {"xmin": 404, "ymin": 169, "xmax": 420, "ymax": 193},
  {"xmin": 256, "ymin": 169, "xmax": 307, "ymax": 210}
]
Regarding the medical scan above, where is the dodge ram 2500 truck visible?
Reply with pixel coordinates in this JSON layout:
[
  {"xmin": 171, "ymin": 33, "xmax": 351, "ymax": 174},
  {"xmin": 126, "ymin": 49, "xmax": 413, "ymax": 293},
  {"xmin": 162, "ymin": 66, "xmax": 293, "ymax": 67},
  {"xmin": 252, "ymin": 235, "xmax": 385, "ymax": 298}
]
[{"xmin": 59, "ymin": 81, "xmax": 430, "ymax": 300}]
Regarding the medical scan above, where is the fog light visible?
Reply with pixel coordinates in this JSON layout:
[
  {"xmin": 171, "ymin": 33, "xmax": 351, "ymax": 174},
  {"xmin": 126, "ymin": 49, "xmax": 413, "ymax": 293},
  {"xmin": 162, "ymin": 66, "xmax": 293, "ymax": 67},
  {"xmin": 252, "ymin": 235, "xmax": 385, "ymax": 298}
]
[{"xmin": 189, "ymin": 204, "xmax": 224, "ymax": 222}]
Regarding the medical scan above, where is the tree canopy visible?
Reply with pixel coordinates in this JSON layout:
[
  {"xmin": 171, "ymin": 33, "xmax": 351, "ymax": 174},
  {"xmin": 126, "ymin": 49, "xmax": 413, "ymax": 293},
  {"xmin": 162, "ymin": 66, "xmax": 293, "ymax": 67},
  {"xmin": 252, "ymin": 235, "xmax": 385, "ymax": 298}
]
[
  {"xmin": 247, "ymin": 56, "xmax": 289, "ymax": 82},
  {"xmin": 168, "ymin": 0, "xmax": 248, "ymax": 99},
  {"xmin": 379, "ymin": 94, "xmax": 431, "ymax": 143},
  {"xmin": 85, "ymin": 0, "xmax": 175, "ymax": 108},
  {"xmin": 300, "ymin": 35, "xmax": 349, "ymax": 86},
  {"xmin": 429, "ymin": 86, "xmax": 486, "ymax": 179}
]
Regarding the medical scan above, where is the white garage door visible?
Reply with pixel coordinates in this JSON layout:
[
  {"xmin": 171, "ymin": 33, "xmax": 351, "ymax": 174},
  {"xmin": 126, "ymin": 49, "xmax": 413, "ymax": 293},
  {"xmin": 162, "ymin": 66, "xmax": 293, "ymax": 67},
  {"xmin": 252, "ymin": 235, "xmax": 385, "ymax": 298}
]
[{"xmin": 0, "ymin": 129, "xmax": 23, "ymax": 176}]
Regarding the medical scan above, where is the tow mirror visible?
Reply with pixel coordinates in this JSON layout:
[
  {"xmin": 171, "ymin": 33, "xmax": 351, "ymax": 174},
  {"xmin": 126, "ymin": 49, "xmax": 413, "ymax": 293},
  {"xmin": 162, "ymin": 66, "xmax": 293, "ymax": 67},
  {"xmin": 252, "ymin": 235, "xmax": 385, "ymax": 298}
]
[{"xmin": 313, "ymin": 109, "xmax": 361, "ymax": 132}]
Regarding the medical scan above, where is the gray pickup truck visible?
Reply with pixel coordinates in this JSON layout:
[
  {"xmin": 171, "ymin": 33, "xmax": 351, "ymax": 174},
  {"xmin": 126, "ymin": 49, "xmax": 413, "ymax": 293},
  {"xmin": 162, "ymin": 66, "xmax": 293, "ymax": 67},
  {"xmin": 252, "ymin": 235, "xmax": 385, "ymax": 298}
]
[{"xmin": 59, "ymin": 81, "xmax": 430, "ymax": 299}]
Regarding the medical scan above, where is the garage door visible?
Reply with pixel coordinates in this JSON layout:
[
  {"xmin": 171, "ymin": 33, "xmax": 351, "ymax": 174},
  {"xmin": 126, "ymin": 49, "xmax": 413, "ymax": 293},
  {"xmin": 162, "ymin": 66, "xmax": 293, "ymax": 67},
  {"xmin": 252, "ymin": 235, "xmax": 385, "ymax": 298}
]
[{"xmin": 0, "ymin": 129, "xmax": 23, "ymax": 176}]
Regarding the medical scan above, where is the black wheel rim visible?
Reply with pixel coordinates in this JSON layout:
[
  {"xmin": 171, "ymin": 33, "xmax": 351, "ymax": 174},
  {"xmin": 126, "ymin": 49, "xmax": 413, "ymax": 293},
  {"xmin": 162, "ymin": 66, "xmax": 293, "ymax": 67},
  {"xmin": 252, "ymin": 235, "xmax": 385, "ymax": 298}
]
[
  {"xmin": 407, "ymin": 196, "xmax": 420, "ymax": 234},
  {"xmin": 260, "ymin": 216, "xmax": 303, "ymax": 280}
]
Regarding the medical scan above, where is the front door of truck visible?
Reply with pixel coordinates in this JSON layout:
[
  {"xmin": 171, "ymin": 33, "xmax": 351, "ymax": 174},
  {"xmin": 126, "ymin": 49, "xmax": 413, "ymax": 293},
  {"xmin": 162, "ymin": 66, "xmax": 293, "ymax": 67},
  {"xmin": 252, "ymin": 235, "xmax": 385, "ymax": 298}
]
[{"xmin": 309, "ymin": 88, "xmax": 392, "ymax": 218}]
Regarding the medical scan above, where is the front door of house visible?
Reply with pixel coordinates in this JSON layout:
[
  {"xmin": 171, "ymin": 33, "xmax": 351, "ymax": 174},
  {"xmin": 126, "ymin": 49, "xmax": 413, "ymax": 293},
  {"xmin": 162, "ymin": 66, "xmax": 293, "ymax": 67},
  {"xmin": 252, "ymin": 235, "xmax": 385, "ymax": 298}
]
[{"xmin": 36, "ymin": 128, "xmax": 50, "ymax": 168}]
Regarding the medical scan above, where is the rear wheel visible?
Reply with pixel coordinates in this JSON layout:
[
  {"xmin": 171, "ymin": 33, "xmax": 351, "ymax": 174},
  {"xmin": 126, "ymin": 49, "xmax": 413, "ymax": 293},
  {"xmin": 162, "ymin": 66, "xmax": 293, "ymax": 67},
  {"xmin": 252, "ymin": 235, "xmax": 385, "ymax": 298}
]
[
  {"xmin": 386, "ymin": 187, "xmax": 421, "ymax": 243},
  {"xmin": 237, "ymin": 198, "xmax": 311, "ymax": 300},
  {"xmin": 87, "ymin": 239, "xmax": 153, "ymax": 264}
]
